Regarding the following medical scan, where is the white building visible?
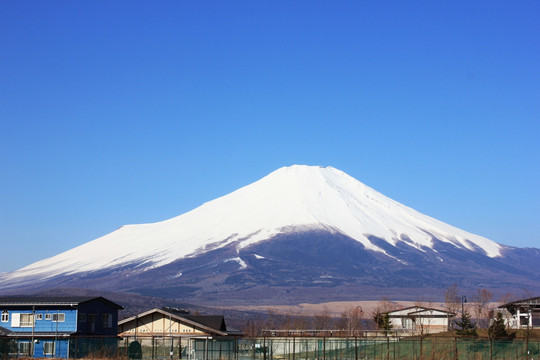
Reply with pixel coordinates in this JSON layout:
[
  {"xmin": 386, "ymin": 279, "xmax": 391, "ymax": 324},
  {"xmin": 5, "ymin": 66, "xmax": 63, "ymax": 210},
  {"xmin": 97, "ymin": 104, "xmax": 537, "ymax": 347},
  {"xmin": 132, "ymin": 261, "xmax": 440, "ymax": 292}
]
[
  {"xmin": 495, "ymin": 296, "xmax": 540, "ymax": 329},
  {"xmin": 386, "ymin": 306, "xmax": 454, "ymax": 335}
]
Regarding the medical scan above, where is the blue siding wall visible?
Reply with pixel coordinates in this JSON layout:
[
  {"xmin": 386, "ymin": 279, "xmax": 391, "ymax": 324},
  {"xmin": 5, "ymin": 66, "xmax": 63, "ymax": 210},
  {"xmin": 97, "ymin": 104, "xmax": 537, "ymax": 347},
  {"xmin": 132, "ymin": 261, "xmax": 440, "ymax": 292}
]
[
  {"xmin": 31, "ymin": 339, "xmax": 69, "ymax": 358},
  {"xmin": 0, "ymin": 308, "xmax": 77, "ymax": 332}
]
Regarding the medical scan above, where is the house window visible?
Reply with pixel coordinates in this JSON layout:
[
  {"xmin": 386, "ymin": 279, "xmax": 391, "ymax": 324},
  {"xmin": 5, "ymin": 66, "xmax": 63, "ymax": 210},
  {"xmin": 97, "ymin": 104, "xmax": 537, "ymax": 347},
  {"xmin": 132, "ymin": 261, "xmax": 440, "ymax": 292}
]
[
  {"xmin": 36, "ymin": 314, "xmax": 43, "ymax": 320},
  {"xmin": 1, "ymin": 311, "xmax": 8, "ymax": 322},
  {"xmin": 88, "ymin": 314, "xmax": 96, "ymax": 333},
  {"xmin": 102, "ymin": 313, "xmax": 112, "ymax": 328},
  {"xmin": 401, "ymin": 317, "xmax": 415, "ymax": 329},
  {"xmin": 18, "ymin": 342, "xmax": 31, "ymax": 355},
  {"xmin": 43, "ymin": 342, "xmax": 55, "ymax": 355},
  {"xmin": 20, "ymin": 314, "xmax": 34, "ymax": 327},
  {"xmin": 52, "ymin": 313, "xmax": 65, "ymax": 322},
  {"xmin": 79, "ymin": 313, "xmax": 86, "ymax": 322},
  {"xmin": 45, "ymin": 313, "xmax": 52, "ymax": 320}
]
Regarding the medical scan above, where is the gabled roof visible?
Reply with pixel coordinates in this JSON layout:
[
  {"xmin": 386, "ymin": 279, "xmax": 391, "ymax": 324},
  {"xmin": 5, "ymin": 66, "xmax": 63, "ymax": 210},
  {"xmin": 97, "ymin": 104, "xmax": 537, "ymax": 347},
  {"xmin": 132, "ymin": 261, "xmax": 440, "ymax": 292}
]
[
  {"xmin": 118, "ymin": 308, "xmax": 231, "ymax": 337},
  {"xmin": 498, "ymin": 296, "xmax": 540, "ymax": 310},
  {"xmin": 387, "ymin": 306, "xmax": 454, "ymax": 317},
  {"xmin": 0, "ymin": 296, "xmax": 123, "ymax": 309}
]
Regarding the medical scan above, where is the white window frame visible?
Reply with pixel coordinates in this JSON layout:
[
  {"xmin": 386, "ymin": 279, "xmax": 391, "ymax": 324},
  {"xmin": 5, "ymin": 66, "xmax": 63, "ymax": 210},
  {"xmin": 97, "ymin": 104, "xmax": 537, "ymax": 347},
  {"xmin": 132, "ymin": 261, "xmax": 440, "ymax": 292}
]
[
  {"xmin": 19, "ymin": 313, "xmax": 34, "ymax": 327},
  {"xmin": 52, "ymin": 313, "xmax": 65, "ymax": 322},
  {"xmin": 1, "ymin": 310, "xmax": 8, "ymax": 322},
  {"xmin": 36, "ymin": 313, "xmax": 43, "ymax": 320},
  {"xmin": 43, "ymin": 341, "xmax": 55, "ymax": 355},
  {"xmin": 45, "ymin": 313, "xmax": 51, "ymax": 320},
  {"xmin": 18, "ymin": 341, "xmax": 31, "ymax": 355}
]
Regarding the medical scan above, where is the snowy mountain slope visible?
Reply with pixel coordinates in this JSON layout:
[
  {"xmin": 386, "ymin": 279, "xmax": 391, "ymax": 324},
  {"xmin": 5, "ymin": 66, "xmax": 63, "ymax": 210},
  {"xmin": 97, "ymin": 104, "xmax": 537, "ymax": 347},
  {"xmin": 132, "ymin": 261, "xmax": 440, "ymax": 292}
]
[{"xmin": 1, "ymin": 165, "xmax": 503, "ymax": 288}]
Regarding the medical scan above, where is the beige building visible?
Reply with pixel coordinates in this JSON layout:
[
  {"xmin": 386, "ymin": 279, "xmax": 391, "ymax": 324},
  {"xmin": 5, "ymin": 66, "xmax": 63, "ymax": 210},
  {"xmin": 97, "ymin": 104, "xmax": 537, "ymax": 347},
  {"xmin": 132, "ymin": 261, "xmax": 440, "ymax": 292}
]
[
  {"xmin": 118, "ymin": 307, "xmax": 241, "ymax": 359},
  {"xmin": 118, "ymin": 307, "xmax": 232, "ymax": 338}
]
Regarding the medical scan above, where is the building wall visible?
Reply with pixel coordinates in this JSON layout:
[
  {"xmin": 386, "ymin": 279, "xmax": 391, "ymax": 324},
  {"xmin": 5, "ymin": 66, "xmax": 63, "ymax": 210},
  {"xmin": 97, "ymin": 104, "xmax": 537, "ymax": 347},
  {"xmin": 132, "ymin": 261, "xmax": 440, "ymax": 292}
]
[
  {"xmin": 77, "ymin": 300, "xmax": 120, "ymax": 335},
  {"xmin": 390, "ymin": 316, "xmax": 449, "ymax": 333},
  {"xmin": 119, "ymin": 313, "xmax": 208, "ymax": 337},
  {"xmin": 0, "ymin": 300, "xmax": 119, "ymax": 335},
  {"xmin": 0, "ymin": 308, "xmax": 78, "ymax": 333}
]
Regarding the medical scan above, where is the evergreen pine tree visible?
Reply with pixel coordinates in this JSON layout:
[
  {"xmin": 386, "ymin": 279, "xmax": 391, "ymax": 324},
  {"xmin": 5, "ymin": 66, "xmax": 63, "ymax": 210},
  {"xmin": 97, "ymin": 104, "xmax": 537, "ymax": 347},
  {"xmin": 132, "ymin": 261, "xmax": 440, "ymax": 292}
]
[
  {"xmin": 373, "ymin": 312, "xmax": 393, "ymax": 335},
  {"xmin": 488, "ymin": 312, "xmax": 508, "ymax": 338},
  {"xmin": 456, "ymin": 310, "xmax": 477, "ymax": 337}
]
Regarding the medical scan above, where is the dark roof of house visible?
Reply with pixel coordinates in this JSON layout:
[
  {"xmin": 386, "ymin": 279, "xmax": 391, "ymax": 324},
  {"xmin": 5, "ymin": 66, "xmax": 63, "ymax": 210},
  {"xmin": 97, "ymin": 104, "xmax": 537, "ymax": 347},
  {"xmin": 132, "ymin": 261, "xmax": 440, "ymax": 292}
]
[
  {"xmin": 0, "ymin": 296, "xmax": 123, "ymax": 309},
  {"xmin": 160, "ymin": 306, "xmax": 190, "ymax": 316},
  {"xmin": 183, "ymin": 315, "xmax": 227, "ymax": 332},
  {"xmin": 0, "ymin": 326, "xmax": 10, "ymax": 336},
  {"xmin": 499, "ymin": 296, "xmax": 540, "ymax": 309}
]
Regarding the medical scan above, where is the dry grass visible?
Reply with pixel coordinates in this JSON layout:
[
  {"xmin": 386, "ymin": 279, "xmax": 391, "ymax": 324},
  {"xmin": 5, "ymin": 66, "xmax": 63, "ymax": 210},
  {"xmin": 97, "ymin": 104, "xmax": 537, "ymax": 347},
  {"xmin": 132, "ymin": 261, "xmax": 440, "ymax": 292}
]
[{"xmin": 212, "ymin": 300, "xmax": 447, "ymax": 316}]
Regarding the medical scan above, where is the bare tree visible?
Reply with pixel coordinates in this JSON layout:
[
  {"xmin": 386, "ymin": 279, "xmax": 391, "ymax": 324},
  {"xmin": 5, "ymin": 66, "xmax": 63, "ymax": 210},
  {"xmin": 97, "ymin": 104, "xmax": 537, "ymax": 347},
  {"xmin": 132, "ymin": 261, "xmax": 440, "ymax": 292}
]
[
  {"xmin": 292, "ymin": 313, "xmax": 310, "ymax": 331},
  {"xmin": 313, "ymin": 306, "xmax": 333, "ymax": 331},
  {"xmin": 444, "ymin": 284, "xmax": 460, "ymax": 329},
  {"xmin": 411, "ymin": 312, "xmax": 434, "ymax": 360},
  {"xmin": 498, "ymin": 292, "xmax": 516, "ymax": 305},
  {"xmin": 472, "ymin": 288, "xmax": 493, "ymax": 328},
  {"xmin": 373, "ymin": 297, "xmax": 400, "ymax": 314},
  {"xmin": 281, "ymin": 310, "xmax": 300, "ymax": 331},
  {"xmin": 339, "ymin": 306, "xmax": 364, "ymax": 336},
  {"xmin": 244, "ymin": 317, "xmax": 264, "ymax": 337},
  {"xmin": 414, "ymin": 296, "xmax": 434, "ymax": 308},
  {"xmin": 521, "ymin": 288, "xmax": 534, "ymax": 299},
  {"xmin": 266, "ymin": 308, "xmax": 281, "ymax": 330}
]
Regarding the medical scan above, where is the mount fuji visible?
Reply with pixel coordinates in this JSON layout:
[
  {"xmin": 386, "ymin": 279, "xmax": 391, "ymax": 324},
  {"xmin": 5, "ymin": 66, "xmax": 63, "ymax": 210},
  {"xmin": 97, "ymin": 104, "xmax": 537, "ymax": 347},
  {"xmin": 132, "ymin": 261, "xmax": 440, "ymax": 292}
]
[{"xmin": 1, "ymin": 165, "xmax": 539, "ymax": 304}]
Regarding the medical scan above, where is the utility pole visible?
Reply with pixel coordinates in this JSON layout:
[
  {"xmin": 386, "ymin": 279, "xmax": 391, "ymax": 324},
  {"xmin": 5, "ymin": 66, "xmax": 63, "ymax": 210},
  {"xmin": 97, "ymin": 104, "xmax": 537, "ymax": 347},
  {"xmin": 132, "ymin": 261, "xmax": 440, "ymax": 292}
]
[
  {"xmin": 526, "ymin": 306, "xmax": 530, "ymax": 360},
  {"xmin": 55, "ymin": 310, "xmax": 59, "ymax": 358},
  {"xmin": 31, "ymin": 306, "xmax": 35, "ymax": 357},
  {"xmin": 170, "ymin": 315, "xmax": 173, "ymax": 360}
]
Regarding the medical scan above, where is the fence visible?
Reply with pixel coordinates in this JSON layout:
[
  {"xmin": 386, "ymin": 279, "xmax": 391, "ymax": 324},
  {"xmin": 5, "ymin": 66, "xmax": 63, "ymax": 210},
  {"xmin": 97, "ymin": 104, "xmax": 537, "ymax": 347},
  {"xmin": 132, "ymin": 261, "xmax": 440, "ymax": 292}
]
[
  {"xmin": 1, "ymin": 336, "xmax": 539, "ymax": 360},
  {"xmin": 0, "ymin": 336, "xmax": 119, "ymax": 360},
  {"xmin": 119, "ymin": 336, "xmax": 239, "ymax": 360},
  {"xmin": 119, "ymin": 336, "xmax": 540, "ymax": 360},
  {"xmin": 238, "ymin": 337, "xmax": 539, "ymax": 360}
]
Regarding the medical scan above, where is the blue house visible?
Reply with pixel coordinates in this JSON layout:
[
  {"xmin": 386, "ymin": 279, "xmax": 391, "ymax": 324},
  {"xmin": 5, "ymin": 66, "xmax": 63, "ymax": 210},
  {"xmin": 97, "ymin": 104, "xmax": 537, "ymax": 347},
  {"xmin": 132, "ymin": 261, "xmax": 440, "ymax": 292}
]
[{"xmin": 0, "ymin": 296, "xmax": 123, "ymax": 358}]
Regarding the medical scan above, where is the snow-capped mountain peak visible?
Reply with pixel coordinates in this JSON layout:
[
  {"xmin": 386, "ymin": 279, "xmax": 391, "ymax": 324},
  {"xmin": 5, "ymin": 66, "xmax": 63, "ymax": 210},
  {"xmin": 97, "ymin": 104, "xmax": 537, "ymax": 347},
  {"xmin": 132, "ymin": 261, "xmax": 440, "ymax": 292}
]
[{"xmin": 1, "ymin": 165, "xmax": 501, "ymax": 285}]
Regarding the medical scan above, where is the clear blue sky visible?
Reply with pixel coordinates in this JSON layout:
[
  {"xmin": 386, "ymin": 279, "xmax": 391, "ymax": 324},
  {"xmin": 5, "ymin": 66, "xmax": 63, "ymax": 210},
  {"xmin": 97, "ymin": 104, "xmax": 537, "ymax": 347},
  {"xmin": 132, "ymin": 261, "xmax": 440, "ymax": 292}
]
[{"xmin": 1, "ymin": 1, "xmax": 539, "ymax": 273}]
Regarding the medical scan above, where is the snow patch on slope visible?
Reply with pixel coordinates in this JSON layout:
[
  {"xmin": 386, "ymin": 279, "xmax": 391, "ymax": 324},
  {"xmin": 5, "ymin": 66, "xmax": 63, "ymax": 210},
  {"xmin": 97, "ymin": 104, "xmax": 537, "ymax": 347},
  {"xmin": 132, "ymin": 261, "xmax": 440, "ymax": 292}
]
[{"xmin": 225, "ymin": 257, "xmax": 247, "ymax": 270}]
